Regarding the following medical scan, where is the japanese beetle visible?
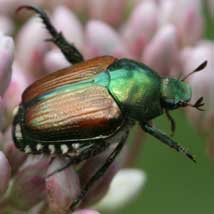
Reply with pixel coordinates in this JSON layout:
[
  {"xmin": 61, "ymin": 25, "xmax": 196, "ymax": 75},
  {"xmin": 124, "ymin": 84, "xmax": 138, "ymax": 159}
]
[{"xmin": 12, "ymin": 5, "xmax": 207, "ymax": 210}]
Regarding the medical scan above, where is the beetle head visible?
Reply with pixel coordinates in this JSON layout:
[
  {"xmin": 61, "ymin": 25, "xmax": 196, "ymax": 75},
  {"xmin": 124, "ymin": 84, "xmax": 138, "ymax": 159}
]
[
  {"xmin": 160, "ymin": 78, "xmax": 192, "ymax": 110},
  {"xmin": 159, "ymin": 61, "xmax": 207, "ymax": 136},
  {"xmin": 160, "ymin": 61, "xmax": 207, "ymax": 111}
]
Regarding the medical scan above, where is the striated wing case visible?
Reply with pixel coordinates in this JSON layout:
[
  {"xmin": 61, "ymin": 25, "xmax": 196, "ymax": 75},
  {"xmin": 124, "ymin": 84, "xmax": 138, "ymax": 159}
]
[{"xmin": 21, "ymin": 56, "xmax": 124, "ymax": 141}]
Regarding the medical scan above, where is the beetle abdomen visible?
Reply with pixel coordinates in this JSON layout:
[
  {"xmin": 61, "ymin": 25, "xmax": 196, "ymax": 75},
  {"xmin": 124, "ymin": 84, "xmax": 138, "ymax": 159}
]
[{"xmin": 24, "ymin": 85, "xmax": 123, "ymax": 140}]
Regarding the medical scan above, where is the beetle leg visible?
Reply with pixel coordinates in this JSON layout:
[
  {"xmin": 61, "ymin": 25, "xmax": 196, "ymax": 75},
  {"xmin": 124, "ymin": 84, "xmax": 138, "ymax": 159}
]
[
  {"xmin": 165, "ymin": 109, "xmax": 176, "ymax": 136},
  {"xmin": 46, "ymin": 142, "xmax": 111, "ymax": 178},
  {"xmin": 140, "ymin": 122, "xmax": 196, "ymax": 163},
  {"xmin": 46, "ymin": 156, "xmax": 74, "ymax": 178},
  {"xmin": 70, "ymin": 136, "xmax": 127, "ymax": 211},
  {"xmin": 48, "ymin": 156, "xmax": 55, "ymax": 165},
  {"xmin": 17, "ymin": 5, "xmax": 84, "ymax": 64},
  {"xmin": 45, "ymin": 152, "xmax": 94, "ymax": 179}
]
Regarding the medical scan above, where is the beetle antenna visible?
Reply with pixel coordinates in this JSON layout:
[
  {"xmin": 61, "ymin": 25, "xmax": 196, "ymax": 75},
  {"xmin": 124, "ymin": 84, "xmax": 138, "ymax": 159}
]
[
  {"xmin": 165, "ymin": 109, "xmax": 176, "ymax": 137},
  {"xmin": 181, "ymin": 60, "xmax": 207, "ymax": 81},
  {"xmin": 188, "ymin": 96, "xmax": 205, "ymax": 111}
]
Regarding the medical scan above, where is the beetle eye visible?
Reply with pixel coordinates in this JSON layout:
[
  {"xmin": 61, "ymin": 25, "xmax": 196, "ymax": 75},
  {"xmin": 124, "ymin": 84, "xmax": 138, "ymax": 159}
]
[
  {"xmin": 161, "ymin": 98, "xmax": 177, "ymax": 109},
  {"xmin": 178, "ymin": 101, "xmax": 188, "ymax": 107}
]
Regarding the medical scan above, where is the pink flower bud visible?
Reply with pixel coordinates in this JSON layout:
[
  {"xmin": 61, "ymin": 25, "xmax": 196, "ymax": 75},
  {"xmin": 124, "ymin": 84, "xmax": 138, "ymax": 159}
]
[
  {"xmin": 159, "ymin": 0, "xmax": 203, "ymax": 46},
  {"xmin": 28, "ymin": 202, "xmax": 47, "ymax": 214},
  {"xmin": 0, "ymin": 151, "xmax": 11, "ymax": 197},
  {"xmin": 2, "ymin": 127, "xmax": 27, "ymax": 174},
  {"xmin": 0, "ymin": 33, "xmax": 14, "ymax": 96},
  {"xmin": 63, "ymin": 0, "xmax": 87, "ymax": 14},
  {"xmin": 176, "ymin": 0, "xmax": 203, "ymax": 45},
  {"xmin": 72, "ymin": 209, "xmax": 100, "ymax": 214},
  {"xmin": 46, "ymin": 158, "xmax": 81, "ymax": 214},
  {"xmin": 36, "ymin": 0, "xmax": 59, "ymax": 10},
  {"xmin": 52, "ymin": 6, "xmax": 84, "ymax": 50},
  {"xmin": 9, "ymin": 155, "xmax": 49, "ymax": 210},
  {"xmin": 207, "ymin": 0, "xmax": 214, "ymax": 17},
  {"xmin": 122, "ymin": 1, "xmax": 158, "ymax": 58},
  {"xmin": 16, "ymin": 17, "xmax": 49, "ymax": 80},
  {"xmin": 95, "ymin": 169, "xmax": 146, "ymax": 211},
  {"xmin": 87, "ymin": 0, "xmax": 126, "ymax": 26},
  {"xmin": 3, "ymin": 63, "xmax": 29, "ymax": 118},
  {"xmin": 0, "ymin": 96, "xmax": 7, "ymax": 130},
  {"xmin": 44, "ymin": 49, "xmax": 70, "ymax": 73},
  {"xmin": 143, "ymin": 25, "xmax": 180, "ymax": 76},
  {"xmin": 85, "ymin": 20, "xmax": 130, "ymax": 58},
  {"xmin": 159, "ymin": 0, "xmax": 175, "ymax": 26},
  {"xmin": 0, "ymin": 0, "xmax": 35, "ymax": 16},
  {"xmin": 0, "ymin": 16, "xmax": 14, "ymax": 35}
]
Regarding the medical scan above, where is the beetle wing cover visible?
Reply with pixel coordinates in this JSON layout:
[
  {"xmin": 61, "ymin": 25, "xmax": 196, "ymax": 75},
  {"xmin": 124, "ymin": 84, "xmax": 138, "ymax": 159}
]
[
  {"xmin": 25, "ymin": 85, "xmax": 123, "ymax": 140},
  {"xmin": 23, "ymin": 56, "xmax": 116, "ymax": 103}
]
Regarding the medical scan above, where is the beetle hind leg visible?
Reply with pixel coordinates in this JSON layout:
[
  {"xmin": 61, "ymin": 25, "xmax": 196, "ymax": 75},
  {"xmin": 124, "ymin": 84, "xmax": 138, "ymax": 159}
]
[
  {"xmin": 46, "ymin": 156, "xmax": 74, "ymax": 178},
  {"xmin": 17, "ymin": 5, "xmax": 84, "ymax": 64},
  {"xmin": 70, "ymin": 135, "xmax": 127, "ymax": 211}
]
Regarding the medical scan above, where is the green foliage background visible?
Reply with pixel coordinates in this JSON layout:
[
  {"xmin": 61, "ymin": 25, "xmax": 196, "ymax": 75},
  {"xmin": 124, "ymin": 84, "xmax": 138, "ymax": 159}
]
[{"xmin": 122, "ymin": 4, "xmax": 214, "ymax": 214}]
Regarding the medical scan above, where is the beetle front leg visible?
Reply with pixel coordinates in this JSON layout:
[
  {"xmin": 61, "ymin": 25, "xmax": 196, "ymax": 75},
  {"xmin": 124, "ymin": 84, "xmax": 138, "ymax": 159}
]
[
  {"xmin": 70, "ymin": 137, "xmax": 127, "ymax": 211},
  {"xmin": 17, "ymin": 5, "xmax": 84, "ymax": 64},
  {"xmin": 140, "ymin": 122, "xmax": 196, "ymax": 163}
]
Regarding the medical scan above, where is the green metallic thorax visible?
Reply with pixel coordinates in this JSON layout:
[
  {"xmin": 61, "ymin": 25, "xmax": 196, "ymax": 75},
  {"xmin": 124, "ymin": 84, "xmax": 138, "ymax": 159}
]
[{"xmin": 95, "ymin": 59, "xmax": 163, "ymax": 121}]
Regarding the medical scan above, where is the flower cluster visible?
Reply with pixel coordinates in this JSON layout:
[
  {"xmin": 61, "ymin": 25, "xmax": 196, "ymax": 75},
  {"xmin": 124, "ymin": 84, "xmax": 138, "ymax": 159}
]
[{"xmin": 0, "ymin": 0, "xmax": 212, "ymax": 213}]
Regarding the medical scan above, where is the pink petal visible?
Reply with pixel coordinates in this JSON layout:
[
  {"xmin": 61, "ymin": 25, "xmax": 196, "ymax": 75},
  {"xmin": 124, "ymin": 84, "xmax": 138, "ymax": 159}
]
[
  {"xmin": 0, "ymin": 0, "xmax": 35, "ymax": 16},
  {"xmin": 52, "ymin": 6, "xmax": 84, "ymax": 50},
  {"xmin": 2, "ymin": 127, "xmax": 27, "ymax": 174},
  {"xmin": 143, "ymin": 25, "xmax": 180, "ymax": 76},
  {"xmin": 159, "ymin": 0, "xmax": 203, "ymax": 45},
  {"xmin": 44, "ymin": 49, "xmax": 71, "ymax": 73},
  {"xmin": 176, "ymin": 0, "xmax": 203, "ymax": 45},
  {"xmin": 9, "ymin": 155, "xmax": 49, "ymax": 210},
  {"xmin": 28, "ymin": 202, "xmax": 47, "ymax": 214},
  {"xmin": 159, "ymin": 0, "xmax": 176, "ymax": 26},
  {"xmin": 0, "ymin": 15, "xmax": 14, "ymax": 35},
  {"xmin": 85, "ymin": 20, "xmax": 130, "ymax": 58},
  {"xmin": 72, "ymin": 209, "xmax": 100, "ymax": 214},
  {"xmin": 0, "ymin": 96, "xmax": 7, "ymax": 130},
  {"xmin": 3, "ymin": 63, "xmax": 29, "ymax": 118},
  {"xmin": 0, "ymin": 151, "xmax": 11, "ymax": 197},
  {"xmin": 46, "ymin": 158, "xmax": 81, "ymax": 214},
  {"xmin": 0, "ymin": 33, "xmax": 14, "ymax": 96},
  {"xmin": 122, "ymin": 0, "xmax": 158, "ymax": 58},
  {"xmin": 88, "ymin": 0, "xmax": 126, "ymax": 26},
  {"xmin": 64, "ymin": 0, "xmax": 87, "ymax": 13},
  {"xmin": 16, "ymin": 17, "xmax": 49, "ymax": 79},
  {"xmin": 207, "ymin": 0, "xmax": 214, "ymax": 17}
]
